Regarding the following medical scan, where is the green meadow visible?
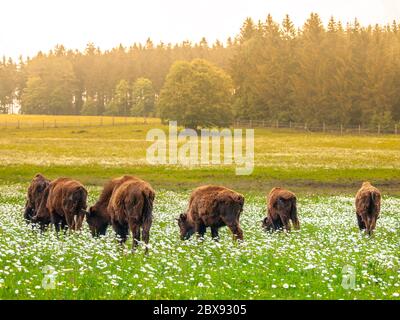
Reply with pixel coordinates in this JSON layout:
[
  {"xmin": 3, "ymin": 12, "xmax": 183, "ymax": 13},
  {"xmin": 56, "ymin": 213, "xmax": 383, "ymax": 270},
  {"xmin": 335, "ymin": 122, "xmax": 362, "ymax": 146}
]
[{"xmin": 0, "ymin": 116, "xmax": 399, "ymax": 299}]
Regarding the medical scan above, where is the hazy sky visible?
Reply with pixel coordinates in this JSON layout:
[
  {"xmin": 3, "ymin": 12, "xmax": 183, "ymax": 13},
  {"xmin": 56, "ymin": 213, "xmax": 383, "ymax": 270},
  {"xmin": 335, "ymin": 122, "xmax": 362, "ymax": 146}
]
[{"xmin": 1, "ymin": 0, "xmax": 400, "ymax": 59}]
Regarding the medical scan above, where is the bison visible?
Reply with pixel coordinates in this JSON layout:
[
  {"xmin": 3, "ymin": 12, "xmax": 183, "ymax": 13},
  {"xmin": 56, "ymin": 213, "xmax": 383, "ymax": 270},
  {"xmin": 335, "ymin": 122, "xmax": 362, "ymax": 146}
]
[
  {"xmin": 86, "ymin": 175, "xmax": 137, "ymax": 237},
  {"xmin": 32, "ymin": 178, "xmax": 88, "ymax": 232},
  {"xmin": 355, "ymin": 182, "xmax": 381, "ymax": 235},
  {"xmin": 177, "ymin": 185, "xmax": 244, "ymax": 241},
  {"xmin": 24, "ymin": 174, "xmax": 50, "ymax": 222},
  {"xmin": 107, "ymin": 177, "xmax": 155, "ymax": 253},
  {"xmin": 262, "ymin": 187, "xmax": 300, "ymax": 232}
]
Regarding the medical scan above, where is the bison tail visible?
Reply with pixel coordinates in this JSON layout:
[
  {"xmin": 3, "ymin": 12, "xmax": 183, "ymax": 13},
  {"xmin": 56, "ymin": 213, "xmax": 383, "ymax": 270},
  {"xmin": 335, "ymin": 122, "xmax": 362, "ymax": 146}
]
[
  {"xmin": 290, "ymin": 198, "xmax": 300, "ymax": 230},
  {"xmin": 72, "ymin": 186, "xmax": 88, "ymax": 213},
  {"xmin": 369, "ymin": 191, "xmax": 380, "ymax": 215},
  {"xmin": 141, "ymin": 190, "xmax": 154, "ymax": 227}
]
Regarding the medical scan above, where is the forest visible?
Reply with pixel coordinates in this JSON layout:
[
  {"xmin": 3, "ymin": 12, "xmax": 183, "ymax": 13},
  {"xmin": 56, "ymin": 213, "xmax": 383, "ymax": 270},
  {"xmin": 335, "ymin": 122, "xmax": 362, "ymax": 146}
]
[{"xmin": 1, "ymin": 13, "xmax": 400, "ymax": 127}]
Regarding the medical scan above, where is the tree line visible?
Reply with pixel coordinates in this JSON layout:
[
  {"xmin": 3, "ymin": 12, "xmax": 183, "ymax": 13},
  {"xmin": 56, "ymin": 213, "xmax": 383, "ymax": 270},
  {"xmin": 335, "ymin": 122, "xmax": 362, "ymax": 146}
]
[{"xmin": 1, "ymin": 13, "xmax": 400, "ymax": 128}]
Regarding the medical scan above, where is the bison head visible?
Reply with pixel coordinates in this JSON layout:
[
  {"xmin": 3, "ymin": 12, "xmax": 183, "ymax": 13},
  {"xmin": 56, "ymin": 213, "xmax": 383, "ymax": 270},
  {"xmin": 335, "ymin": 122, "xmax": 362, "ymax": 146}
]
[
  {"xmin": 177, "ymin": 213, "xmax": 195, "ymax": 240},
  {"xmin": 86, "ymin": 206, "xmax": 109, "ymax": 237},
  {"xmin": 262, "ymin": 216, "xmax": 274, "ymax": 231},
  {"xmin": 31, "ymin": 212, "xmax": 51, "ymax": 231},
  {"xmin": 24, "ymin": 203, "xmax": 35, "ymax": 222}
]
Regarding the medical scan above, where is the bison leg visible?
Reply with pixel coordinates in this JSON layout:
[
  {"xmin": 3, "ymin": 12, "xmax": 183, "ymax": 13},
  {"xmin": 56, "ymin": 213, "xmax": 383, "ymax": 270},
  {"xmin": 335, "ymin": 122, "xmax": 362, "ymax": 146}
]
[
  {"xmin": 142, "ymin": 217, "xmax": 152, "ymax": 255},
  {"xmin": 129, "ymin": 223, "xmax": 140, "ymax": 253},
  {"xmin": 280, "ymin": 215, "xmax": 291, "ymax": 232},
  {"xmin": 194, "ymin": 222, "xmax": 206, "ymax": 240},
  {"xmin": 211, "ymin": 227, "xmax": 219, "ymax": 241},
  {"xmin": 65, "ymin": 214, "xmax": 76, "ymax": 232},
  {"xmin": 75, "ymin": 213, "xmax": 85, "ymax": 231},
  {"xmin": 356, "ymin": 214, "xmax": 366, "ymax": 231},
  {"xmin": 226, "ymin": 222, "xmax": 243, "ymax": 241},
  {"xmin": 51, "ymin": 213, "xmax": 63, "ymax": 233},
  {"xmin": 271, "ymin": 218, "xmax": 283, "ymax": 231},
  {"xmin": 113, "ymin": 221, "xmax": 129, "ymax": 244},
  {"xmin": 291, "ymin": 215, "xmax": 300, "ymax": 230}
]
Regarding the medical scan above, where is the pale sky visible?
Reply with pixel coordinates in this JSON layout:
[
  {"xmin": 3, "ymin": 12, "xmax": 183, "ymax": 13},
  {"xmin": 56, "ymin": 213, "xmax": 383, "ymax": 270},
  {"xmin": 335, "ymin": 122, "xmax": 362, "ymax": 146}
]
[{"xmin": 1, "ymin": 0, "xmax": 400, "ymax": 59}]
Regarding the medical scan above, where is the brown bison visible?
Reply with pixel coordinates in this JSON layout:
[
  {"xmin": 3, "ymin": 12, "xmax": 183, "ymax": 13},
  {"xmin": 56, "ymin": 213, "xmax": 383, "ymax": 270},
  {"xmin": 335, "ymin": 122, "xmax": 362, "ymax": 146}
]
[
  {"xmin": 355, "ymin": 182, "xmax": 381, "ymax": 235},
  {"xmin": 87, "ymin": 175, "xmax": 137, "ymax": 237},
  {"xmin": 24, "ymin": 174, "xmax": 50, "ymax": 222},
  {"xmin": 177, "ymin": 185, "xmax": 244, "ymax": 241},
  {"xmin": 107, "ymin": 178, "xmax": 155, "ymax": 253},
  {"xmin": 32, "ymin": 178, "xmax": 88, "ymax": 232},
  {"xmin": 262, "ymin": 187, "xmax": 300, "ymax": 232}
]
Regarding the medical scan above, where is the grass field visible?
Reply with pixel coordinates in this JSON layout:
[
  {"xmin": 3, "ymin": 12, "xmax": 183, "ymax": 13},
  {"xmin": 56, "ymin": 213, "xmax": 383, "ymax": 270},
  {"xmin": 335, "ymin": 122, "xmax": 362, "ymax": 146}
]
[
  {"xmin": 0, "ymin": 115, "xmax": 399, "ymax": 300},
  {"xmin": 0, "ymin": 115, "xmax": 400, "ymax": 194},
  {"xmin": 0, "ymin": 185, "xmax": 399, "ymax": 299}
]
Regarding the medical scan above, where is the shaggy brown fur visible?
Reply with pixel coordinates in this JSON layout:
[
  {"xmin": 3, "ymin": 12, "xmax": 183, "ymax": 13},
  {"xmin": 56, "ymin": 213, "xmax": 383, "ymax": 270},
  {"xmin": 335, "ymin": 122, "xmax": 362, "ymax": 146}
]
[
  {"xmin": 107, "ymin": 178, "xmax": 155, "ymax": 253},
  {"xmin": 355, "ymin": 182, "xmax": 381, "ymax": 235},
  {"xmin": 24, "ymin": 174, "xmax": 50, "ymax": 222},
  {"xmin": 263, "ymin": 187, "xmax": 300, "ymax": 232},
  {"xmin": 177, "ymin": 185, "xmax": 244, "ymax": 241},
  {"xmin": 87, "ymin": 175, "xmax": 138, "ymax": 237},
  {"xmin": 33, "ymin": 178, "xmax": 88, "ymax": 232}
]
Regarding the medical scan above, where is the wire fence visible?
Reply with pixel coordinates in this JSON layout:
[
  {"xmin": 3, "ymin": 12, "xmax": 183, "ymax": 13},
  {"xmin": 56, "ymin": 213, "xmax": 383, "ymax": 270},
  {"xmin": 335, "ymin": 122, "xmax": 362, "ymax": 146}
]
[
  {"xmin": 0, "ymin": 116, "xmax": 399, "ymax": 135},
  {"xmin": 232, "ymin": 119, "xmax": 399, "ymax": 135},
  {"xmin": 0, "ymin": 116, "xmax": 161, "ymax": 129}
]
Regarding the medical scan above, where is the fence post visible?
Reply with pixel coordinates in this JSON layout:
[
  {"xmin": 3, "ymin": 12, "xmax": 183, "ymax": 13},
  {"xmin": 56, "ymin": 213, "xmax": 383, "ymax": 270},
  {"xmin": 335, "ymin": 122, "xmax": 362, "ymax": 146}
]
[
  {"xmin": 276, "ymin": 120, "xmax": 279, "ymax": 128},
  {"xmin": 289, "ymin": 121, "xmax": 292, "ymax": 129},
  {"xmin": 304, "ymin": 123, "xmax": 307, "ymax": 131},
  {"xmin": 262, "ymin": 119, "xmax": 265, "ymax": 127},
  {"xmin": 323, "ymin": 122, "xmax": 326, "ymax": 133},
  {"xmin": 378, "ymin": 124, "xmax": 381, "ymax": 135},
  {"xmin": 340, "ymin": 124, "xmax": 343, "ymax": 135},
  {"xmin": 249, "ymin": 119, "xmax": 252, "ymax": 127},
  {"xmin": 395, "ymin": 124, "xmax": 398, "ymax": 135},
  {"xmin": 358, "ymin": 124, "xmax": 361, "ymax": 135}
]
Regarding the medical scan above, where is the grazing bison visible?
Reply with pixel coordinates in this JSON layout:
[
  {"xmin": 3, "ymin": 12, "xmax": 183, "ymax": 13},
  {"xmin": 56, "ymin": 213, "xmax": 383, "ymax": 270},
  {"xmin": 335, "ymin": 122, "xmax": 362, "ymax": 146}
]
[
  {"xmin": 177, "ymin": 185, "xmax": 244, "ymax": 241},
  {"xmin": 24, "ymin": 174, "xmax": 50, "ymax": 222},
  {"xmin": 262, "ymin": 187, "xmax": 300, "ymax": 232},
  {"xmin": 355, "ymin": 182, "xmax": 381, "ymax": 235},
  {"xmin": 87, "ymin": 175, "xmax": 137, "ymax": 237},
  {"xmin": 33, "ymin": 178, "xmax": 88, "ymax": 232},
  {"xmin": 107, "ymin": 178, "xmax": 155, "ymax": 253}
]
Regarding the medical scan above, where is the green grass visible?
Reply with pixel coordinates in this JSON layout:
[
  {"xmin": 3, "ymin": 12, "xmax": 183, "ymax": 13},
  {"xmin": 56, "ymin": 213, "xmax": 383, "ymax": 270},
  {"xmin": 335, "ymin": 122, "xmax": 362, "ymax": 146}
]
[
  {"xmin": 0, "ymin": 185, "xmax": 399, "ymax": 299},
  {"xmin": 0, "ymin": 115, "xmax": 399, "ymax": 299},
  {"xmin": 0, "ymin": 118, "xmax": 399, "ymax": 194}
]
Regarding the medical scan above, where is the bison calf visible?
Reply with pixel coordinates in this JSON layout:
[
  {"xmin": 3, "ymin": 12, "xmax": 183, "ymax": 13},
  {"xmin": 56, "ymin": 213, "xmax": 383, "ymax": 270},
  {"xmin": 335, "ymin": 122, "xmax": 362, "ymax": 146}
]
[
  {"xmin": 263, "ymin": 187, "xmax": 300, "ymax": 232},
  {"xmin": 107, "ymin": 178, "xmax": 155, "ymax": 253},
  {"xmin": 87, "ymin": 175, "xmax": 137, "ymax": 237},
  {"xmin": 24, "ymin": 174, "xmax": 50, "ymax": 223},
  {"xmin": 355, "ymin": 182, "xmax": 381, "ymax": 235},
  {"xmin": 33, "ymin": 178, "xmax": 88, "ymax": 232},
  {"xmin": 177, "ymin": 185, "xmax": 244, "ymax": 241}
]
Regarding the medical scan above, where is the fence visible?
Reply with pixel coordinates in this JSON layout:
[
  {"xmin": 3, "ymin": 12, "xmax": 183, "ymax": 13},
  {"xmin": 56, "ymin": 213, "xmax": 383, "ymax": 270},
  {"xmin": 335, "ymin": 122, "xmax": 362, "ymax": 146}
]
[
  {"xmin": 0, "ymin": 116, "xmax": 399, "ymax": 135},
  {"xmin": 0, "ymin": 116, "xmax": 161, "ymax": 129},
  {"xmin": 232, "ymin": 119, "xmax": 399, "ymax": 135}
]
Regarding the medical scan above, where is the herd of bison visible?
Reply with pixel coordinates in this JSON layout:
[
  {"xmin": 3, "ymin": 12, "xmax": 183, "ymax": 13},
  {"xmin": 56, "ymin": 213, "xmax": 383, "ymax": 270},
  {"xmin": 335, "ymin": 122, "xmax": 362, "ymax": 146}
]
[{"xmin": 23, "ymin": 174, "xmax": 382, "ymax": 252}]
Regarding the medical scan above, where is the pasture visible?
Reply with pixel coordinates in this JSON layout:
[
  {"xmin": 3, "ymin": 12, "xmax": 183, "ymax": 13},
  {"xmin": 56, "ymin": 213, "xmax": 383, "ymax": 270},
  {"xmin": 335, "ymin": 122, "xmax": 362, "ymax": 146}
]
[{"xmin": 0, "ymin": 115, "xmax": 399, "ymax": 299}]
